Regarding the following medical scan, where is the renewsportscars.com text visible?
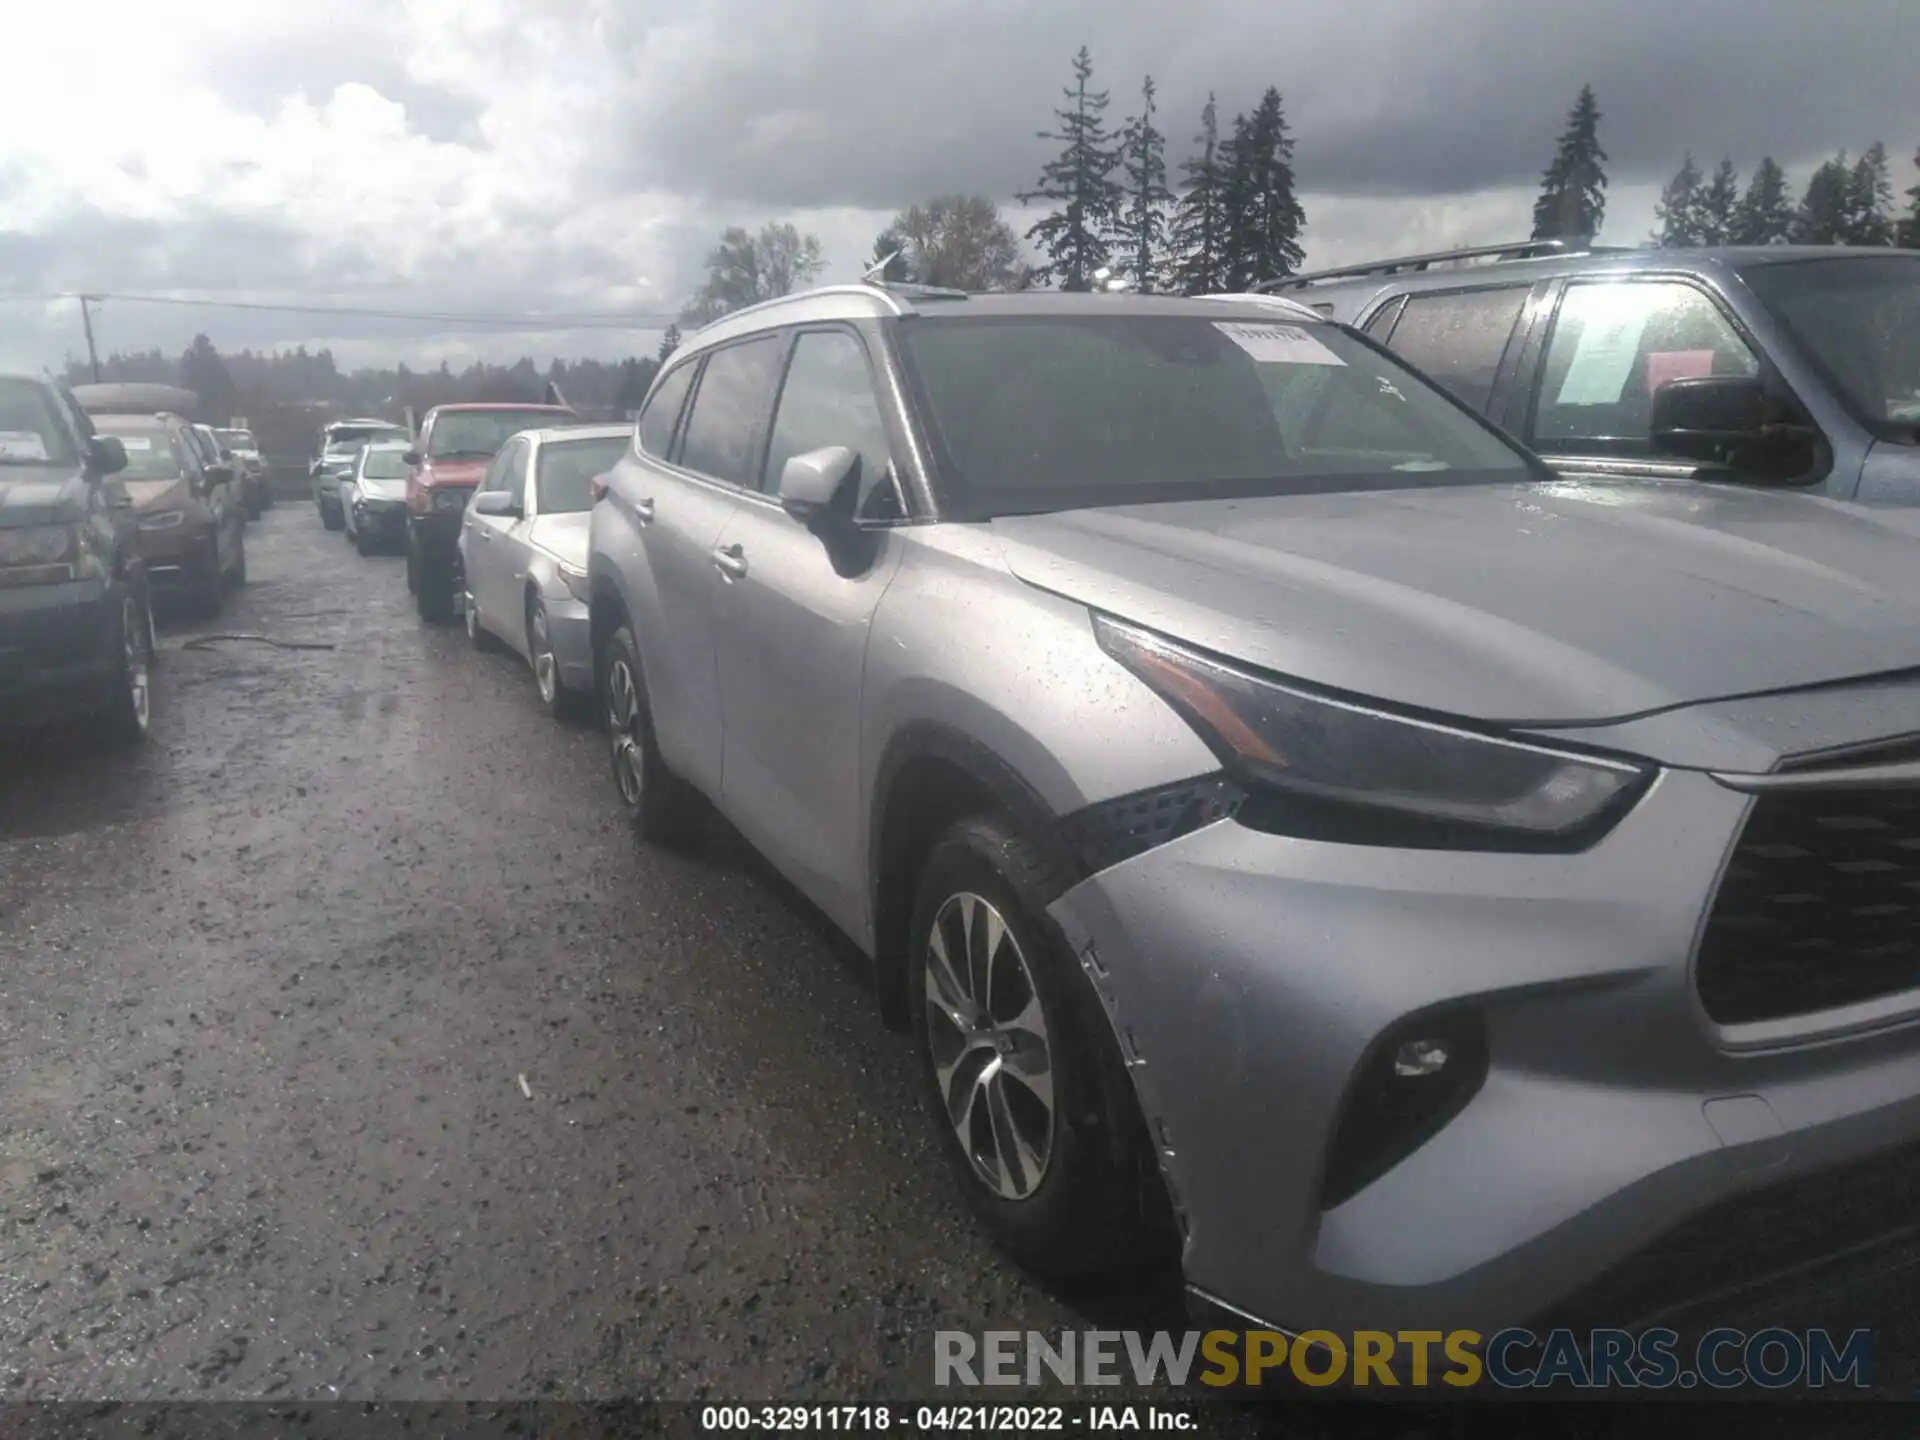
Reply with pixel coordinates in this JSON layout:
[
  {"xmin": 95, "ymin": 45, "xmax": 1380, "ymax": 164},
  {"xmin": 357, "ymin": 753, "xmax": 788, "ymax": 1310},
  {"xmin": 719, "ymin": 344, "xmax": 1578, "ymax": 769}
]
[{"xmin": 934, "ymin": 1327, "xmax": 1873, "ymax": 1391}]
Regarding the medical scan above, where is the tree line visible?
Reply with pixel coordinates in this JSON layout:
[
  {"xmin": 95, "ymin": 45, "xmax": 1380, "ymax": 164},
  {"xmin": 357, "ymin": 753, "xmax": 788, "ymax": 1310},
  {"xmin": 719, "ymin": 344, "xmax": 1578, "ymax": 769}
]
[{"xmin": 1651, "ymin": 141, "xmax": 1920, "ymax": 248}]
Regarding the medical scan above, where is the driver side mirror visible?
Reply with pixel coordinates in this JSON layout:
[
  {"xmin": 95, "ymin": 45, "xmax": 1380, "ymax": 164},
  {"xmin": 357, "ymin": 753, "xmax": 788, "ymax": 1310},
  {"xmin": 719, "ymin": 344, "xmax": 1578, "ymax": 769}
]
[
  {"xmin": 88, "ymin": 435, "xmax": 127, "ymax": 476},
  {"xmin": 1651, "ymin": 375, "xmax": 1816, "ymax": 478},
  {"xmin": 471, "ymin": 490, "xmax": 522, "ymax": 519},
  {"xmin": 776, "ymin": 446, "xmax": 860, "ymax": 532},
  {"xmin": 403, "ymin": 448, "xmax": 423, "ymax": 467}
]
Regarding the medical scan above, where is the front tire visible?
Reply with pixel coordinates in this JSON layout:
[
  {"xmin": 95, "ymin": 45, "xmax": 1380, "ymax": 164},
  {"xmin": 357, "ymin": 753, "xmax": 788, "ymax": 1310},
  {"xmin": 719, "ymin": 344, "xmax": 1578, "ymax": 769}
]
[
  {"xmin": 413, "ymin": 534, "xmax": 454, "ymax": 623},
  {"xmin": 97, "ymin": 587, "xmax": 155, "ymax": 746},
  {"xmin": 528, "ymin": 595, "xmax": 587, "ymax": 721},
  {"xmin": 600, "ymin": 624, "xmax": 703, "ymax": 843},
  {"xmin": 910, "ymin": 815, "xmax": 1174, "ymax": 1277},
  {"xmin": 225, "ymin": 527, "xmax": 247, "ymax": 587},
  {"xmin": 320, "ymin": 497, "xmax": 344, "ymax": 531}
]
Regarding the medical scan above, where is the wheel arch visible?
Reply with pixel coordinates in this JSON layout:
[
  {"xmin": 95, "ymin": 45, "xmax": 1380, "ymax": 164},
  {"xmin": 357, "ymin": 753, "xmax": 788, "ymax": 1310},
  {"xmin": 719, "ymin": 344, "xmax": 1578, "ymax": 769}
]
[{"xmin": 866, "ymin": 720, "xmax": 1085, "ymax": 1031}]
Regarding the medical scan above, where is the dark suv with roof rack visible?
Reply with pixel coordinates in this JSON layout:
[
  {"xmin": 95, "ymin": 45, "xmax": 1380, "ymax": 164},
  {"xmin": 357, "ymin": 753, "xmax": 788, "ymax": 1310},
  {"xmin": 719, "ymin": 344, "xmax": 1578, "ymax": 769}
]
[{"xmin": 1279, "ymin": 239, "xmax": 1920, "ymax": 505}]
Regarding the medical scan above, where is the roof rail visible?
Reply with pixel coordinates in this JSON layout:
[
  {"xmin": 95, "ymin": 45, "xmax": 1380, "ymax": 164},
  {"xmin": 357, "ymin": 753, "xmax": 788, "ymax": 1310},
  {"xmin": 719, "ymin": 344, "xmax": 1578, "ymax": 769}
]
[
  {"xmin": 1196, "ymin": 292, "xmax": 1324, "ymax": 322},
  {"xmin": 1252, "ymin": 239, "xmax": 1633, "ymax": 292}
]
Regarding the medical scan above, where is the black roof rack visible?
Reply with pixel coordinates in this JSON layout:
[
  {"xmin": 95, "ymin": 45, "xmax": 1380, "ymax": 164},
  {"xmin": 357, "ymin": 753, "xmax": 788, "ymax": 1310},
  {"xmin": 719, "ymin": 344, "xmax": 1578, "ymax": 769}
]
[{"xmin": 1252, "ymin": 238, "xmax": 1636, "ymax": 292}]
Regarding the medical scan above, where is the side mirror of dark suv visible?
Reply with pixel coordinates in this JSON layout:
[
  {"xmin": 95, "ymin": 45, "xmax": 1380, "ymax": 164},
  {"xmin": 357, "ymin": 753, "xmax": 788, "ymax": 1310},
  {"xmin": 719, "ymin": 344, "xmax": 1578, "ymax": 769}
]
[{"xmin": 1652, "ymin": 375, "xmax": 1818, "ymax": 481}]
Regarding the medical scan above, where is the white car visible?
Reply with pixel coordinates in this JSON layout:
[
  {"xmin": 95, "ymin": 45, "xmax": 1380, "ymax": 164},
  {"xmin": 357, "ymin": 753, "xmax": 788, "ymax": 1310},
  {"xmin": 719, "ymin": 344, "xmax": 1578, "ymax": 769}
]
[
  {"xmin": 340, "ymin": 440, "xmax": 414, "ymax": 555},
  {"xmin": 459, "ymin": 424, "xmax": 629, "ymax": 718}
]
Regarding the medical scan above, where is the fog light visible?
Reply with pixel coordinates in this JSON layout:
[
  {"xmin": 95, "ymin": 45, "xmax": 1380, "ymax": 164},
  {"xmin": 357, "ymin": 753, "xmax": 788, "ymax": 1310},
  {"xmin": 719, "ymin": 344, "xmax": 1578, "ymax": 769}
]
[{"xmin": 1393, "ymin": 1039, "xmax": 1450, "ymax": 1077}]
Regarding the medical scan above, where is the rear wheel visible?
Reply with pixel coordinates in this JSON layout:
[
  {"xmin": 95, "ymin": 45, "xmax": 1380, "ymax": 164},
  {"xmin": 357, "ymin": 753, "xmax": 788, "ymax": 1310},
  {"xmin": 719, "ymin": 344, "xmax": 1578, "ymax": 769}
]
[
  {"xmin": 193, "ymin": 536, "xmax": 225, "ymax": 616},
  {"xmin": 97, "ymin": 587, "xmax": 154, "ymax": 746},
  {"xmin": 354, "ymin": 526, "xmax": 373, "ymax": 557},
  {"xmin": 910, "ymin": 815, "xmax": 1175, "ymax": 1276},
  {"xmin": 601, "ymin": 624, "xmax": 703, "ymax": 842}
]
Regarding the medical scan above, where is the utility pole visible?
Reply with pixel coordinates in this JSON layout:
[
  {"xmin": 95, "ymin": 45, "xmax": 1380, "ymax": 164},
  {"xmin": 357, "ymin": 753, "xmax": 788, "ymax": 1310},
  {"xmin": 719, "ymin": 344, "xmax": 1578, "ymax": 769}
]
[{"xmin": 79, "ymin": 295, "xmax": 102, "ymax": 382}]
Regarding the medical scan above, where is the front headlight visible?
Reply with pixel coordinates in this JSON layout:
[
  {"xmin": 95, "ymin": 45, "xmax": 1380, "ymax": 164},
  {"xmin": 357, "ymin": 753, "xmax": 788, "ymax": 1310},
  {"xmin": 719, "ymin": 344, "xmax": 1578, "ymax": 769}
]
[
  {"xmin": 431, "ymin": 488, "xmax": 469, "ymax": 513},
  {"xmin": 1094, "ymin": 615, "xmax": 1651, "ymax": 850},
  {"xmin": 557, "ymin": 559, "xmax": 591, "ymax": 603},
  {"xmin": 0, "ymin": 523, "xmax": 80, "ymax": 567},
  {"xmin": 138, "ymin": 510, "xmax": 187, "ymax": 531}
]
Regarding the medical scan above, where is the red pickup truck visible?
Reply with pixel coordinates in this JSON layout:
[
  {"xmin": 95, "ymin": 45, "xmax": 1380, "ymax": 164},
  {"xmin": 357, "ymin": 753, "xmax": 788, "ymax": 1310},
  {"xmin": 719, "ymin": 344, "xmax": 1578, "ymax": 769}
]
[{"xmin": 403, "ymin": 402, "xmax": 576, "ymax": 621}]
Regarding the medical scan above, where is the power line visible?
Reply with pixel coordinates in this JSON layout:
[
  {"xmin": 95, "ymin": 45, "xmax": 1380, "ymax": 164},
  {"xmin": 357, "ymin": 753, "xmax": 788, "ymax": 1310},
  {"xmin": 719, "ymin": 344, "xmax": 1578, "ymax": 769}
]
[{"xmin": 0, "ymin": 290, "xmax": 680, "ymax": 329}]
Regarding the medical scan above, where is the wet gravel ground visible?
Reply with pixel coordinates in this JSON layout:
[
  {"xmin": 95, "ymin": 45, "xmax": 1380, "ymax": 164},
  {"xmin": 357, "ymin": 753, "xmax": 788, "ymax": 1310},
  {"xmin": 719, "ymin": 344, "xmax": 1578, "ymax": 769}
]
[{"xmin": 0, "ymin": 508, "xmax": 1913, "ymax": 1434}]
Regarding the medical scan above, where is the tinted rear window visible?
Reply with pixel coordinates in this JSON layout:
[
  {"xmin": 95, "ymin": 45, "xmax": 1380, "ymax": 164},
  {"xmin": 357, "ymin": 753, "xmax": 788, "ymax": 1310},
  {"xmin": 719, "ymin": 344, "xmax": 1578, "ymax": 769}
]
[
  {"xmin": 1379, "ymin": 286, "xmax": 1529, "ymax": 411},
  {"xmin": 537, "ymin": 436, "xmax": 630, "ymax": 512},
  {"xmin": 897, "ymin": 313, "xmax": 1529, "ymax": 517}
]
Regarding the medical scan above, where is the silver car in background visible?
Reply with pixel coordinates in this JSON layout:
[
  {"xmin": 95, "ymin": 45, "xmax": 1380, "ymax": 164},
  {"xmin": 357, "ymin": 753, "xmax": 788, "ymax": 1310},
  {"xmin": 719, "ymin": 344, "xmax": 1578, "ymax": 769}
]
[
  {"xmin": 341, "ymin": 439, "xmax": 413, "ymax": 555},
  {"xmin": 461, "ymin": 424, "xmax": 626, "ymax": 719},
  {"xmin": 588, "ymin": 284, "xmax": 1920, "ymax": 1341}
]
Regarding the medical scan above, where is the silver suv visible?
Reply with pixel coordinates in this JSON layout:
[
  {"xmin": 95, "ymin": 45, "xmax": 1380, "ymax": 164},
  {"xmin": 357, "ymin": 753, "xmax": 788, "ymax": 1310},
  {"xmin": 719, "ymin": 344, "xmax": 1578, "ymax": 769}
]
[{"xmin": 589, "ymin": 285, "xmax": 1920, "ymax": 1338}]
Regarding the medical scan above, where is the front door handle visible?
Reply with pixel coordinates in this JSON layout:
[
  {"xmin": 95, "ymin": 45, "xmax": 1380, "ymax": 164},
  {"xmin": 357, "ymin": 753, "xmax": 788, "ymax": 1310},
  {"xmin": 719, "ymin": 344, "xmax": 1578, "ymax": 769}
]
[
  {"xmin": 633, "ymin": 498, "xmax": 656, "ymax": 526},
  {"xmin": 711, "ymin": 544, "xmax": 748, "ymax": 581}
]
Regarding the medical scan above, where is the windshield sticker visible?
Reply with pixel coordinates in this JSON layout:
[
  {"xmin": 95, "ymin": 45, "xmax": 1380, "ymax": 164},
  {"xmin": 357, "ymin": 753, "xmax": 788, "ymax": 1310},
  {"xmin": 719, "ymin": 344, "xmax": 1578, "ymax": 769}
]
[
  {"xmin": 1644, "ymin": 349, "xmax": 1717, "ymax": 395},
  {"xmin": 1213, "ymin": 322, "xmax": 1347, "ymax": 367},
  {"xmin": 0, "ymin": 430, "xmax": 50, "ymax": 460}
]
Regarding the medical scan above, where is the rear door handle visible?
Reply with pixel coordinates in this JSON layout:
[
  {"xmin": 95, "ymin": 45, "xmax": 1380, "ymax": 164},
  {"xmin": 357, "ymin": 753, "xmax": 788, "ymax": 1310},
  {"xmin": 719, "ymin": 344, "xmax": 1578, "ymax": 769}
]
[
  {"xmin": 633, "ymin": 497, "xmax": 655, "ymax": 526},
  {"xmin": 711, "ymin": 544, "xmax": 748, "ymax": 581}
]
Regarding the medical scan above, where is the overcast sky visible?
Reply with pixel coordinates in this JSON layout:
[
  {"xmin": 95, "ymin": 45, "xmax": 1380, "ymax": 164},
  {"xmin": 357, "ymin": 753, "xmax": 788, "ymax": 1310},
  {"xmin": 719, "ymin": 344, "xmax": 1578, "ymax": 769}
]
[{"xmin": 1, "ymin": 0, "xmax": 1914, "ymax": 373}]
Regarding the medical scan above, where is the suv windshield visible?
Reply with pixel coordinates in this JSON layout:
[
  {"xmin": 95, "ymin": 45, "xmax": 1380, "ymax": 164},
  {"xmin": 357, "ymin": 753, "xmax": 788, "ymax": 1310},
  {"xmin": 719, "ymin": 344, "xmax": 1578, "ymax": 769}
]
[
  {"xmin": 1742, "ymin": 255, "xmax": 1920, "ymax": 440},
  {"xmin": 897, "ymin": 313, "xmax": 1531, "ymax": 516},
  {"xmin": 216, "ymin": 429, "xmax": 256, "ymax": 449},
  {"xmin": 428, "ymin": 410, "xmax": 567, "ymax": 459},
  {"xmin": 361, "ymin": 447, "xmax": 412, "ymax": 480},
  {"xmin": 0, "ymin": 378, "xmax": 79, "ymax": 466},
  {"xmin": 536, "ymin": 435, "xmax": 628, "ymax": 513}
]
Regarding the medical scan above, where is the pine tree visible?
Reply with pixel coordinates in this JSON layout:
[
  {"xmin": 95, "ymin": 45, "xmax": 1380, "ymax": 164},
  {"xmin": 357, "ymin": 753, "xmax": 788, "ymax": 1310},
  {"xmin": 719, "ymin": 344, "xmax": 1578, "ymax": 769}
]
[
  {"xmin": 1651, "ymin": 153, "xmax": 1704, "ymax": 248},
  {"xmin": 1216, "ymin": 88, "xmax": 1305, "ymax": 290},
  {"xmin": 1697, "ymin": 159, "xmax": 1740, "ymax": 245},
  {"xmin": 1111, "ymin": 76, "xmax": 1172, "ymax": 292},
  {"xmin": 1733, "ymin": 157, "xmax": 1795, "ymax": 244},
  {"xmin": 1530, "ymin": 85, "xmax": 1608, "ymax": 240},
  {"xmin": 1844, "ymin": 142, "xmax": 1895, "ymax": 245},
  {"xmin": 1018, "ymin": 47, "xmax": 1123, "ymax": 290},
  {"xmin": 1903, "ymin": 147, "xmax": 1920, "ymax": 248},
  {"xmin": 657, "ymin": 325, "xmax": 681, "ymax": 363},
  {"xmin": 1792, "ymin": 153, "xmax": 1853, "ymax": 244},
  {"xmin": 1168, "ymin": 94, "xmax": 1228, "ymax": 296}
]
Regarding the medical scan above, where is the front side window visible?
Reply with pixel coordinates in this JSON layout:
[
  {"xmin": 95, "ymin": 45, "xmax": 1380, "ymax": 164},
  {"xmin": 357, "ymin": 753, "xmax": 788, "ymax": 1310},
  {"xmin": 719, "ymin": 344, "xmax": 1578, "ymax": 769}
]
[
  {"xmin": 636, "ymin": 362, "xmax": 695, "ymax": 458},
  {"xmin": 1741, "ymin": 255, "xmax": 1920, "ymax": 439},
  {"xmin": 0, "ymin": 379, "xmax": 80, "ymax": 466},
  {"xmin": 897, "ymin": 313, "xmax": 1531, "ymax": 518},
  {"xmin": 1382, "ymin": 286, "xmax": 1529, "ymax": 412},
  {"xmin": 537, "ymin": 436, "xmax": 629, "ymax": 513},
  {"xmin": 498, "ymin": 440, "xmax": 530, "ymax": 507},
  {"xmin": 678, "ymin": 337, "xmax": 786, "ymax": 487},
  {"xmin": 1532, "ymin": 280, "xmax": 1760, "ymax": 458},
  {"xmin": 762, "ymin": 330, "xmax": 897, "ymax": 515},
  {"xmin": 426, "ymin": 412, "xmax": 559, "ymax": 459}
]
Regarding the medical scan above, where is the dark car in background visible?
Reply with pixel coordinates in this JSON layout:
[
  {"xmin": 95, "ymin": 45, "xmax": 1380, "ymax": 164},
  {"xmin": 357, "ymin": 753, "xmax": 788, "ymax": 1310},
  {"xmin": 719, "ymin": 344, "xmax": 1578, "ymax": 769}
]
[
  {"xmin": 88, "ymin": 411, "xmax": 246, "ymax": 613},
  {"xmin": 0, "ymin": 373, "xmax": 153, "ymax": 744},
  {"xmin": 403, "ymin": 402, "xmax": 575, "ymax": 622},
  {"xmin": 215, "ymin": 427, "xmax": 271, "ymax": 518},
  {"xmin": 1279, "ymin": 239, "xmax": 1920, "ymax": 505}
]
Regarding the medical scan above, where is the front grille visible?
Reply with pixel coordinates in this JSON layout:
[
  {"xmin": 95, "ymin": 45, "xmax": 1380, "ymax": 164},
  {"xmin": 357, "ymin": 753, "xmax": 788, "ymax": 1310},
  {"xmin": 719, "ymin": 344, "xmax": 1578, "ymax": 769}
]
[
  {"xmin": 1545, "ymin": 1137, "xmax": 1920, "ymax": 1332},
  {"xmin": 1695, "ymin": 788, "xmax": 1920, "ymax": 1025}
]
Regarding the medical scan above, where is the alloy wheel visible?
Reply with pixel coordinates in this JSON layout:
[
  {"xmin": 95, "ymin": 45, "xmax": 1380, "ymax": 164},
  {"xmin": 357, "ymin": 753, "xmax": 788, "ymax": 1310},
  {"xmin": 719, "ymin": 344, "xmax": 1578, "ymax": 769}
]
[
  {"xmin": 923, "ymin": 891, "xmax": 1056, "ymax": 1201},
  {"xmin": 122, "ymin": 594, "xmax": 151, "ymax": 734},
  {"xmin": 531, "ymin": 606, "xmax": 558, "ymax": 706},
  {"xmin": 606, "ymin": 655, "xmax": 645, "ymax": 806}
]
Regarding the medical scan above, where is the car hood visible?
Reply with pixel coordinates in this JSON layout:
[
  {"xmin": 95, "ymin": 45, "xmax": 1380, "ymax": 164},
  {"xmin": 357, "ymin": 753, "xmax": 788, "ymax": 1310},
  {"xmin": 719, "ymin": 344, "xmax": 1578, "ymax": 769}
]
[
  {"xmin": 0, "ymin": 466, "xmax": 88, "ymax": 527},
  {"xmin": 126, "ymin": 478, "xmax": 193, "ymax": 513},
  {"xmin": 529, "ymin": 512, "xmax": 587, "ymax": 569},
  {"xmin": 989, "ymin": 478, "xmax": 1920, "ymax": 726},
  {"xmin": 419, "ymin": 459, "xmax": 490, "ymax": 488}
]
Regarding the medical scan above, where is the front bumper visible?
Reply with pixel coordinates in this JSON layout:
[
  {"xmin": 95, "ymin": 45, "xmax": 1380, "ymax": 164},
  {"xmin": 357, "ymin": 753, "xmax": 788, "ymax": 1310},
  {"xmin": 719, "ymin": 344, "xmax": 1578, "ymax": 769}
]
[
  {"xmin": 134, "ymin": 519, "xmax": 214, "ymax": 584},
  {"xmin": 353, "ymin": 499, "xmax": 409, "ymax": 545},
  {"xmin": 1047, "ymin": 766, "xmax": 1920, "ymax": 1337},
  {"xmin": 0, "ymin": 576, "xmax": 118, "ymax": 723},
  {"xmin": 409, "ymin": 506, "xmax": 466, "ymax": 560},
  {"xmin": 546, "ymin": 592, "xmax": 594, "ymax": 693}
]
